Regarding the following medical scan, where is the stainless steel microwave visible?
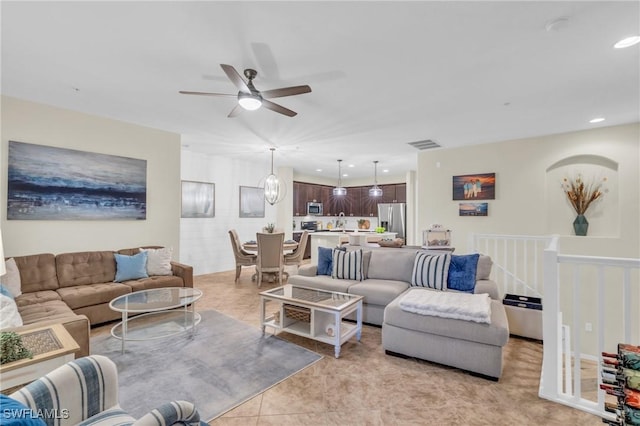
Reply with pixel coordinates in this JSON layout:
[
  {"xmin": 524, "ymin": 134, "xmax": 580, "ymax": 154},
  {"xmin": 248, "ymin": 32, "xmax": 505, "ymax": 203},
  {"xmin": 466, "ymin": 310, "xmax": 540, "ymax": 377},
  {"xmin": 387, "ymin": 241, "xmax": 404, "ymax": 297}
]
[{"xmin": 306, "ymin": 202, "xmax": 323, "ymax": 216}]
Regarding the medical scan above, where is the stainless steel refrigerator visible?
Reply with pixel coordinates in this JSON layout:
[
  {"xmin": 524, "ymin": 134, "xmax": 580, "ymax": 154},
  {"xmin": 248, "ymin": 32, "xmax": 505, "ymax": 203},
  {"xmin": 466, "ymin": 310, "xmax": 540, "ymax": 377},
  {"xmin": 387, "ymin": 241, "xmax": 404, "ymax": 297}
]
[{"xmin": 377, "ymin": 203, "xmax": 407, "ymax": 241}]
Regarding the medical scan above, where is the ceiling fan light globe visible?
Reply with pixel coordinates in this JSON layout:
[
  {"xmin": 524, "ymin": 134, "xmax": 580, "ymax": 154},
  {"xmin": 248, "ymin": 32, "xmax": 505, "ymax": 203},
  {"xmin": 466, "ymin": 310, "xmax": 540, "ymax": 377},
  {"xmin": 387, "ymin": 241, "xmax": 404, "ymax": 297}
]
[
  {"xmin": 238, "ymin": 94, "xmax": 262, "ymax": 110},
  {"xmin": 369, "ymin": 186, "xmax": 383, "ymax": 197}
]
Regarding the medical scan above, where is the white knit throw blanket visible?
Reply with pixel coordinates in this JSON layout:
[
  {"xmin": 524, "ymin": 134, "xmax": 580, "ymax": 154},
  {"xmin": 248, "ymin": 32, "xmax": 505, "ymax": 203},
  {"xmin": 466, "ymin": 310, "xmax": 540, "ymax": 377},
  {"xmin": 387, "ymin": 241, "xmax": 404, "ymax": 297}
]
[{"xmin": 399, "ymin": 289, "xmax": 492, "ymax": 324}]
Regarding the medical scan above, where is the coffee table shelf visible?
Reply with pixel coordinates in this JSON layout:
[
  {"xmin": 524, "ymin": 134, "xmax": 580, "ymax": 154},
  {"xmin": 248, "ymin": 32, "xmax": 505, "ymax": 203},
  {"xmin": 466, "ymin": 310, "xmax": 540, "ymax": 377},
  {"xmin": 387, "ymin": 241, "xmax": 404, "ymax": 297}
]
[{"xmin": 259, "ymin": 284, "xmax": 363, "ymax": 358}]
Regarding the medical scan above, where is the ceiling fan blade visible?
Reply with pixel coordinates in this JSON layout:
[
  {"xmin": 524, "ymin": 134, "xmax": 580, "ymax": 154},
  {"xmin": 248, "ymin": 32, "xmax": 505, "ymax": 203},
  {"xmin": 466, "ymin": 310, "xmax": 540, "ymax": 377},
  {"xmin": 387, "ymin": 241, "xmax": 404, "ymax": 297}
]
[
  {"xmin": 220, "ymin": 64, "xmax": 250, "ymax": 93},
  {"xmin": 261, "ymin": 85, "xmax": 312, "ymax": 99},
  {"xmin": 227, "ymin": 104, "xmax": 244, "ymax": 118},
  {"xmin": 262, "ymin": 100, "xmax": 297, "ymax": 117},
  {"xmin": 179, "ymin": 91, "xmax": 236, "ymax": 97}
]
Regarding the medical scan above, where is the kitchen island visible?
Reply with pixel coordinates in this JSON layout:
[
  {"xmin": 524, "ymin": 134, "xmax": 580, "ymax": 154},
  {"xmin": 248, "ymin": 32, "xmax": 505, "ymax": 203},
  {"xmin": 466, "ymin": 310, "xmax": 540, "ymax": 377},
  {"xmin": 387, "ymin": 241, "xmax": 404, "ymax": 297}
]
[{"xmin": 309, "ymin": 231, "xmax": 398, "ymax": 265}]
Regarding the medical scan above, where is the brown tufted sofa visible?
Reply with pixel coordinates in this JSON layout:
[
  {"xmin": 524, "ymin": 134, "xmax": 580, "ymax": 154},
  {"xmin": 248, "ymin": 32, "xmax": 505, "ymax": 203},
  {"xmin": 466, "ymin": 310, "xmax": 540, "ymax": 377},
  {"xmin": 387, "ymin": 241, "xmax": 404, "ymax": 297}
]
[{"xmin": 4, "ymin": 247, "xmax": 193, "ymax": 358}]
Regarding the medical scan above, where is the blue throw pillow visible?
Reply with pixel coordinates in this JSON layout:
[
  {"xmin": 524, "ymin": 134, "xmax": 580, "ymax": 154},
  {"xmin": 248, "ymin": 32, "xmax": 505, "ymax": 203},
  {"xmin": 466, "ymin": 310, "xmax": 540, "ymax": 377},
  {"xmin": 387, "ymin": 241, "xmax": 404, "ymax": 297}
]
[
  {"xmin": 114, "ymin": 251, "xmax": 149, "ymax": 282},
  {"xmin": 447, "ymin": 253, "xmax": 480, "ymax": 293},
  {"xmin": 316, "ymin": 246, "xmax": 346, "ymax": 276},
  {"xmin": 317, "ymin": 247, "xmax": 333, "ymax": 275},
  {"xmin": 0, "ymin": 284, "xmax": 14, "ymax": 299},
  {"xmin": 0, "ymin": 395, "xmax": 47, "ymax": 426}
]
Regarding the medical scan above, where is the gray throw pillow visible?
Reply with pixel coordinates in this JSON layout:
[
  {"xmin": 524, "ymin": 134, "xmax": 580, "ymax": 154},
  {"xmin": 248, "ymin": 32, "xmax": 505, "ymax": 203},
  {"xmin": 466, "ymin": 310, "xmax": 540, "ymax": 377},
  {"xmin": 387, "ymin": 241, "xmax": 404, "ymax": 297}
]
[{"xmin": 476, "ymin": 255, "xmax": 493, "ymax": 280}]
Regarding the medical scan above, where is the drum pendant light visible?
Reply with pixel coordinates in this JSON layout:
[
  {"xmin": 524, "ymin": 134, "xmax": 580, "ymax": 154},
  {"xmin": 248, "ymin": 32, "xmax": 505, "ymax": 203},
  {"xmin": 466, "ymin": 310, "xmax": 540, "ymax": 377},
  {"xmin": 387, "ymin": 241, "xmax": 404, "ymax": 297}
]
[
  {"xmin": 333, "ymin": 159, "xmax": 347, "ymax": 196},
  {"xmin": 369, "ymin": 160, "xmax": 383, "ymax": 197}
]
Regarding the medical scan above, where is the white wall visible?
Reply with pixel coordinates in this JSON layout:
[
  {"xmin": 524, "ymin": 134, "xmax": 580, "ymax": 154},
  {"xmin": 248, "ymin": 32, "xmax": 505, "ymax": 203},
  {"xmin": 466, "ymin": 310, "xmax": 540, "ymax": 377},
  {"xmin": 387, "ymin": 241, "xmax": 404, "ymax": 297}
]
[
  {"xmin": 1, "ymin": 96, "xmax": 181, "ymax": 257},
  {"xmin": 417, "ymin": 123, "xmax": 639, "ymax": 258},
  {"xmin": 179, "ymin": 150, "xmax": 279, "ymax": 274}
]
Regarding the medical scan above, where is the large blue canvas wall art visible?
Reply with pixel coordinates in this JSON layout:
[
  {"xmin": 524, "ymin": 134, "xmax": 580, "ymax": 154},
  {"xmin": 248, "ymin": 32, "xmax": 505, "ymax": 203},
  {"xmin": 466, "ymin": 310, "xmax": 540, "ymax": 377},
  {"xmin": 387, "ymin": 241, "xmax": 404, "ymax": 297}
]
[{"xmin": 8, "ymin": 141, "xmax": 147, "ymax": 220}]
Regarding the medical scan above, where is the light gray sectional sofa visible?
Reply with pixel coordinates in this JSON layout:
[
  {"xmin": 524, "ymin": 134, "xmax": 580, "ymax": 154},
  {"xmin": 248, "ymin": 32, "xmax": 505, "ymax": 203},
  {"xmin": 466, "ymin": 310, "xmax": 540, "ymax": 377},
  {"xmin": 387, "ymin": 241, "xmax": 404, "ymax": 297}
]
[{"xmin": 288, "ymin": 248, "xmax": 510, "ymax": 380}]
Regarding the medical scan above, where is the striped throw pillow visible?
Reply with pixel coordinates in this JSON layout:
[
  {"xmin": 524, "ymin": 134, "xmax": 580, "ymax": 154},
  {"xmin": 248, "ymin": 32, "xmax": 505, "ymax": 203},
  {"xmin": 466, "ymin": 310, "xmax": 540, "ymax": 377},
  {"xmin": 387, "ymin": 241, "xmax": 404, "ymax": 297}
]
[
  {"xmin": 411, "ymin": 252, "xmax": 452, "ymax": 290},
  {"xmin": 332, "ymin": 249, "xmax": 364, "ymax": 281}
]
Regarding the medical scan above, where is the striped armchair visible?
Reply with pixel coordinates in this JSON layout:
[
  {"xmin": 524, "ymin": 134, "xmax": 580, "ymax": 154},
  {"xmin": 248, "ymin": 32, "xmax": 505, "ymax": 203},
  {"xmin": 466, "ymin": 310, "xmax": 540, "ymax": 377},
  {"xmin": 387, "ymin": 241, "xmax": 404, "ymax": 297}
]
[{"xmin": 9, "ymin": 355, "xmax": 206, "ymax": 426}]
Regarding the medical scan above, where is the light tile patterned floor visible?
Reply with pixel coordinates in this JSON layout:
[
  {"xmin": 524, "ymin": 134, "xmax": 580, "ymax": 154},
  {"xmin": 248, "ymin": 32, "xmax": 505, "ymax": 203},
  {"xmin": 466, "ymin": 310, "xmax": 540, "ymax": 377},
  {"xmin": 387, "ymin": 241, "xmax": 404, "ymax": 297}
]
[{"xmin": 92, "ymin": 267, "xmax": 603, "ymax": 425}]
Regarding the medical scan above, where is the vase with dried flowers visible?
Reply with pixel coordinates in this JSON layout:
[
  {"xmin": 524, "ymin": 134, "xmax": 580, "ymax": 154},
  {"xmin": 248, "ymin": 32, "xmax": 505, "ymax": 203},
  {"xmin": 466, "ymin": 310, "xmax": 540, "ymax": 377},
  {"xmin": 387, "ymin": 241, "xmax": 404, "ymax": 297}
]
[{"xmin": 561, "ymin": 173, "xmax": 607, "ymax": 236}]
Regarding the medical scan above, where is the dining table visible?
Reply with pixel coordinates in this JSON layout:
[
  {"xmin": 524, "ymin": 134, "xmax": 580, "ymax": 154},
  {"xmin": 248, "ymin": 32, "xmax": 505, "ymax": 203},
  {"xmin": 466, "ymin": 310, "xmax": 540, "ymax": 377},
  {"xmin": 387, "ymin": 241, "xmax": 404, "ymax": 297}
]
[{"xmin": 242, "ymin": 239, "xmax": 299, "ymax": 283}]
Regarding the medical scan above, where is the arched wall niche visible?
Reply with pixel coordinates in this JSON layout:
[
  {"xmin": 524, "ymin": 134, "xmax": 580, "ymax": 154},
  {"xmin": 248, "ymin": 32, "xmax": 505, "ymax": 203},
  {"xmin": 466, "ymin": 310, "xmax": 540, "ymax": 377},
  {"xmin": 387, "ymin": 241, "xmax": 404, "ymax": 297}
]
[
  {"xmin": 545, "ymin": 154, "xmax": 619, "ymax": 237},
  {"xmin": 546, "ymin": 154, "xmax": 619, "ymax": 172}
]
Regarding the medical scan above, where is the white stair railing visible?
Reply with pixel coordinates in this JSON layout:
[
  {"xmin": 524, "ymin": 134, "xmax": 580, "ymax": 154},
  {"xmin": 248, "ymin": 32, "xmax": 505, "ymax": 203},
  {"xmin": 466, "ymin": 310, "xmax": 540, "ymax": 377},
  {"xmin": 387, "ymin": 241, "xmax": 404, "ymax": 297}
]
[
  {"xmin": 540, "ymin": 235, "xmax": 640, "ymax": 419},
  {"xmin": 470, "ymin": 233, "xmax": 640, "ymax": 419},
  {"xmin": 468, "ymin": 233, "xmax": 553, "ymax": 297}
]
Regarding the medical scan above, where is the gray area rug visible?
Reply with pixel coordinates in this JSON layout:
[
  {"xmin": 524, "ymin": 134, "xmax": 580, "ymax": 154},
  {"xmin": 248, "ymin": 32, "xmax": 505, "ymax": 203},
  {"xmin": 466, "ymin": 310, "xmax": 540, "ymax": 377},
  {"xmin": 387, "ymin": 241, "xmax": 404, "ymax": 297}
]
[{"xmin": 91, "ymin": 310, "xmax": 322, "ymax": 421}]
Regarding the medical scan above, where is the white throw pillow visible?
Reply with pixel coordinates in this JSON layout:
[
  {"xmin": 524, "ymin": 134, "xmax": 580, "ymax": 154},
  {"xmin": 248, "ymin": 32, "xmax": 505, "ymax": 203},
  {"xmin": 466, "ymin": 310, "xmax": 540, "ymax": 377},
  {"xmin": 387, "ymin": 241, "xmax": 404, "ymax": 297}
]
[
  {"xmin": 141, "ymin": 247, "xmax": 173, "ymax": 276},
  {"xmin": 0, "ymin": 286, "xmax": 23, "ymax": 328},
  {"xmin": 411, "ymin": 253, "xmax": 451, "ymax": 290},
  {"xmin": 0, "ymin": 258, "xmax": 22, "ymax": 297}
]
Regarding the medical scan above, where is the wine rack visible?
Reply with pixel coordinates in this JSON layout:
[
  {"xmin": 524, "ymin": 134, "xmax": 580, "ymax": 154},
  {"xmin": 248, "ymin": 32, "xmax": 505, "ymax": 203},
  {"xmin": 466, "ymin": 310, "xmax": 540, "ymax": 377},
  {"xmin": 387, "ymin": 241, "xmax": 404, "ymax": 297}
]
[{"xmin": 600, "ymin": 343, "xmax": 640, "ymax": 425}]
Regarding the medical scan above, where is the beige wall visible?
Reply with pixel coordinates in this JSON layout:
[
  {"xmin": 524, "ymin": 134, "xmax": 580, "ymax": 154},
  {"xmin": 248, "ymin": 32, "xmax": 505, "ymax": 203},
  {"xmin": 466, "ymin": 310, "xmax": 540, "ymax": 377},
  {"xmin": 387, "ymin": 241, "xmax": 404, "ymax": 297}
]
[
  {"xmin": 1, "ymin": 96, "xmax": 181, "ymax": 257},
  {"xmin": 417, "ymin": 122, "xmax": 639, "ymax": 258}
]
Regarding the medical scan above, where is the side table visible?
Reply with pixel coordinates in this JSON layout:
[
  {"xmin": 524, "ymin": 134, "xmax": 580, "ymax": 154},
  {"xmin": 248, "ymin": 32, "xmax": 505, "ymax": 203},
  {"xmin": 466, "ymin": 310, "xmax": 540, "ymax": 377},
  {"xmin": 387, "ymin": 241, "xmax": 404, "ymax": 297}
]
[{"xmin": 0, "ymin": 323, "xmax": 79, "ymax": 392}]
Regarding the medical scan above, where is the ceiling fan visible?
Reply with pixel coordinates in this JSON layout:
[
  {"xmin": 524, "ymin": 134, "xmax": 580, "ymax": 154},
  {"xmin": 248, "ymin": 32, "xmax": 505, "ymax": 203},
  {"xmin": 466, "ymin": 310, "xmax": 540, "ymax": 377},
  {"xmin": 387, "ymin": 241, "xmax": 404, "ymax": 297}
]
[{"xmin": 179, "ymin": 64, "xmax": 312, "ymax": 118}]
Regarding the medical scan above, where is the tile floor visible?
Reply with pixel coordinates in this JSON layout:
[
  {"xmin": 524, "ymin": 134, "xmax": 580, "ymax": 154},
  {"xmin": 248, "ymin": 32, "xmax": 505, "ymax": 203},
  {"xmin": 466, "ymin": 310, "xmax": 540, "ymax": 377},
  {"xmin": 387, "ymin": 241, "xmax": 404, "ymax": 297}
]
[{"xmin": 93, "ymin": 267, "xmax": 604, "ymax": 425}]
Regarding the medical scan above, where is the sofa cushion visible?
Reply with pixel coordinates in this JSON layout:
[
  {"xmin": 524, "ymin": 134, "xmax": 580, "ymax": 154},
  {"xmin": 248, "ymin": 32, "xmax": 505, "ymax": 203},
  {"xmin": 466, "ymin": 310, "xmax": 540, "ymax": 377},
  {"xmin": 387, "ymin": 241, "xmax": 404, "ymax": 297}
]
[
  {"xmin": 14, "ymin": 290, "xmax": 62, "ymax": 307},
  {"xmin": 332, "ymin": 249, "xmax": 364, "ymax": 281},
  {"xmin": 56, "ymin": 251, "xmax": 116, "ymax": 288},
  {"xmin": 384, "ymin": 292, "xmax": 509, "ymax": 347},
  {"xmin": 287, "ymin": 275, "xmax": 355, "ymax": 293},
  {"xmin": 125, "ymin": 275, "xmax": 185, "ymax": 292},
  {"xmin": 114, "ymin": 252, "xmax": 149, "ymax": 282},
  {"xmin": 1, "ymin": 258, "xmax": 22, "ymax": 297},
  {"xmin": 56, "ymin": 283, "xmax": 131, "ymax": 310},
  {"xmin": 141, "ymin": 247, "xmax": 173, "ymax": 276},
  {"xmin": 367, "ymin": 250, "xmax": 416, "ymax": 283},
  {"xmin": 18, "ymin": 300, "xmax": 77, "ymax": 325},
  {"xmin": 411, "ymin": 253, "xmax": 451, "ymax": 290},
  {"xmin": 447, "ymin": 254, "xmax": 479, "ymax": 293},
  {"xmin": 13, "ymin": 254, "xmax": 59, "ymax": 293},
  {"xmin": 477, "ymin": 255, "xmax": 493, "ymax": 280},
  {"xmin": 348, "ymin": 279, "xmax": 410, "ymax": 306}
]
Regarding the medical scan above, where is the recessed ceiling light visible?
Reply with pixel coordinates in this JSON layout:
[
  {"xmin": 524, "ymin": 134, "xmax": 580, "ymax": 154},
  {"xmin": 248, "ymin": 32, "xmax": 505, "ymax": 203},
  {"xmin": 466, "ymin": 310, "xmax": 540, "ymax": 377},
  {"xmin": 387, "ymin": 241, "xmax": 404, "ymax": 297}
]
[
  {"xmin": 614, "ymin": 36, "xmax": 640, "ymax": 49},
  {"xmin": 342, "ymin": 173, "xmax": 348, "ymax": 177},
  {"xmin": 348, "ymin": 164, "xmax": 354, "ymax": 168},
  {"xmin": 383, "ymin": 169, "xmax": 389, "ymax": 173},
  {"xmin": 589, "ymin": 117, "xmax": 605, "ymax": 123},
  {"xmin": 316, "ymin": 168, "xmax": 322, "ymax": 172}
]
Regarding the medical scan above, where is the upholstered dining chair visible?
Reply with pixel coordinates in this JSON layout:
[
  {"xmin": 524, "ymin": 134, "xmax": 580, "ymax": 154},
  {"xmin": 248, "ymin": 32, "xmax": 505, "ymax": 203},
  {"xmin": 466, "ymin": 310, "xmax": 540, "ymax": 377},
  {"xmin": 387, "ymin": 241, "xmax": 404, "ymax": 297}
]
[
  {"xmin": 229, "ymin": 229, "xmax": 257, "ymax": 283},
  {"xmin": 256, "ymin": 232, "xmax": 284, "ymax": 288},
  {"xmin": 8, "ymin": 355, "xmax": 206, "ymax": 426},
  {"xmin": 284, "ymin": 230, "xmax": 309, "ymax": 272}
]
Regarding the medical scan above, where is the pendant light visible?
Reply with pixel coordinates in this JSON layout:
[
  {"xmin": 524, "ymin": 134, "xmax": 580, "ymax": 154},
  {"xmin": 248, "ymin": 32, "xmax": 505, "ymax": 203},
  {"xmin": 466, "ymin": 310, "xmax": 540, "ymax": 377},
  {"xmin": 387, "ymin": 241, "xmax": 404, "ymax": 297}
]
[
  {"xmin": 333, "ymin": 159, "xmax": 347, "ymax": 196},
  {"xmin": 369, "ymin": 160, "xmax": 383, "ymax": 197},
  {"xmin": 264, "ymin": 148, "xmax": 284, "ymax": 205}
]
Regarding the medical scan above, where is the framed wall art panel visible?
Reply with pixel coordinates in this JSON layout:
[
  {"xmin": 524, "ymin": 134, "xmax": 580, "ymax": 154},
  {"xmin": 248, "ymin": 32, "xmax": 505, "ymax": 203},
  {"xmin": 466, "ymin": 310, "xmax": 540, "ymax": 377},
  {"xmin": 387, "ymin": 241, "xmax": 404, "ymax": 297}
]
[
  {"xmin": 7, "ymin": 140, "xmax": 147, "ymax": 220},
  {"xmin": 452, "ymin": 173, "xmax": 496, "ymax": 200},
  {"xmin": 181, "ymin": 181, "xmax": 215, "ymax": 218},
  {"xmin": 239, "ymin": 186, "xmax": 265, "ymax": 218},
  {"xmin": 459, "ymin": 202, "xmax": 488, "ymax": 216}
]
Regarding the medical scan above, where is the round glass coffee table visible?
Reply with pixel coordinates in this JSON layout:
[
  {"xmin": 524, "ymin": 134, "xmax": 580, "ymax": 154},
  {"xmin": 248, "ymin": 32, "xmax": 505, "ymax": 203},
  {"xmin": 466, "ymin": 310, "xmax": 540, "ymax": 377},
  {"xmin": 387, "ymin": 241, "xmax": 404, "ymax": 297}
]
[{"xmin": 109, "ymin": 287, "xmax": 202, "ymax": 353}]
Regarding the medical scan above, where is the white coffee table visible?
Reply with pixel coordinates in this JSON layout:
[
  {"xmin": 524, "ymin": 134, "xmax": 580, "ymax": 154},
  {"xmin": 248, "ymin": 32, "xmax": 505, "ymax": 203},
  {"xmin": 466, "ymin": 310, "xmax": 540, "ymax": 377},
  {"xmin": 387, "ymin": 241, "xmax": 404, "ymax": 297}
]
[
  {"xmin": 109, "ymin": 287, "xmax": 202, "ymax": 353},
  {"xmin": 259, "ymin": 284, "xmax": 363, "ymax": 358}
]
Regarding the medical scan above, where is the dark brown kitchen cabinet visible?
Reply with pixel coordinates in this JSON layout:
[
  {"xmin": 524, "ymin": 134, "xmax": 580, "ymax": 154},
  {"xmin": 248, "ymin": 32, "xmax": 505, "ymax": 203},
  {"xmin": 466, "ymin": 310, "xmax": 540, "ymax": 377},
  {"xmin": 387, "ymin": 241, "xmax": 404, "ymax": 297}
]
[
  {"xmin": 360, "ymin": 186, "xmax": 379, "ymax": 217},
  {"xmin": 394, "ymin": 183, "xmax": 406, "ymax": 203},
  {"xmin": 294, "ymin": 181, "xmax": 405, "ymax": 217}
]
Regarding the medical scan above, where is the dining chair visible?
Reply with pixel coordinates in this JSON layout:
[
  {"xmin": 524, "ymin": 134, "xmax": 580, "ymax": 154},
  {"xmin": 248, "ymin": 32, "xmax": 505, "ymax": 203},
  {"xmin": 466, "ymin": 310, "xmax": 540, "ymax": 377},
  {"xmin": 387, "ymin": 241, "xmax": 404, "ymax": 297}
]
[
  {"xmin": 228, "ymin": 229, "xmax": 257, "ymax": 283},
  {"xmin": 256, "ymin": 232, "xmax": 284, "ymax": 288},
  {"xmin": 284, "ymin": 230, "xmax": 308, "ymax": 272}
]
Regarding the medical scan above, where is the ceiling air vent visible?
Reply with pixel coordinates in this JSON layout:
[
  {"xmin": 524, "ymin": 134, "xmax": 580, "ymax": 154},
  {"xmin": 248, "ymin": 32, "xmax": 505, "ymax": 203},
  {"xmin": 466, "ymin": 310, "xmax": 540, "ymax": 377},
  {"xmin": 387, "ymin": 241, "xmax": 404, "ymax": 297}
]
[{"xmin": 407, "ymin": 139, "xmax": 441, "ymax": 150}]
